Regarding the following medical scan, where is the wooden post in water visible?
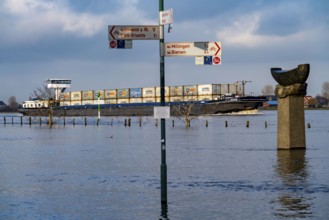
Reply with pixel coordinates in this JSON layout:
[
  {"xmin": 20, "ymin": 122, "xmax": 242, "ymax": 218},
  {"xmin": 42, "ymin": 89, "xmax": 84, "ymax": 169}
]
[
  {"xmin": 63, "ymin": 117, "xmax": 66, "ymax": 126},
  {"xmin": 206, "ymin": 120, "xmax": 208, "ymax": 127},
  {"xmin": 128, "ymin": 118, "xmax": 131, "ymax": 127},
  {"xmin": 29, "ymin": 117, "xmax": 32, "ymax": 126},
  {"xmin": 73, "ymin": 118, "xmax": 75, "ymax": 126},
  {"xmin": 39, "ymin": 117, "xmax": 42, "ymax": 126},
  {"xmin": 20, "ymin": 116, "xmax": 23, "ymax": 126},
  {"xmin": 172, "ymin": 120, "xmax": 174, "ymax": 127},
  {"xmin": 124, "ymin": 119, "xmax": 127, "ymax": 127},
  {"xmin": 225, "ymin": 120, "xmax": 228, "ymax": 127},
  {"xmin": 246, "ymin": 120, "xmax": 250, "ymax": 128},
  {"xmin": 307, "ymin": 122, "xmax": 311, "ymax": 129},
  {"xmin": 265, "ymin": 121, "xmax": 268, "ymax": 128},
  {"xmin": 3, "ymin": 117, "xmax": 6, "ymax": 125},
  {"xmin": 85, "ymin": 118, "xmax": 87, "ymax": 126},
  {"xmin": 139, "ymin": 117, "xmax": 142, "ymax": 127},
  {"xmin": 111, "ymin": 118, "xmax": 113, "ymax": 126},
  {"xmin": 12, "ymin": 117, "xmax": 14, "ymax": 125}
]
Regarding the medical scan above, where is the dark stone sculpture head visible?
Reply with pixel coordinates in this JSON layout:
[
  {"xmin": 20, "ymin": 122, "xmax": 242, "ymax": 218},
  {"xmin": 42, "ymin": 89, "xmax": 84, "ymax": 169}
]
[{"xmin": 271, "ymin": 64, "xmax": 310, "ymax": 86}]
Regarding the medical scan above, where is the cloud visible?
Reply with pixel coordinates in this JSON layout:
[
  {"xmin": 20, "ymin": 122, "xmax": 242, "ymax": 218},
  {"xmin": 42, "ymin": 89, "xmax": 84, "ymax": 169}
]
[{"xmin": 0, "ymin": 0, "xmax": 105, "ymax": 46}]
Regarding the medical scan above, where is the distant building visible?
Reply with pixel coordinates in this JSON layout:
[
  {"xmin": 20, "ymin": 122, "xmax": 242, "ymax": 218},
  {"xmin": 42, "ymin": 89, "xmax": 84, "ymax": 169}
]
[
  {"xmin": 0, "ymin": 101, "xmax": 9, "ymax": 111},
  {"xmin": 304, "ymin": 96, "xmax": 318, "ymax": 108}
]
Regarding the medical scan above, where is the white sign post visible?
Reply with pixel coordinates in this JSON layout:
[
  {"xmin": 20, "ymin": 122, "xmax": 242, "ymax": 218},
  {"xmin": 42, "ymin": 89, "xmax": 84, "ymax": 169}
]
[
  {"xmin": 108, "ymin": 25, "xmax": 160, "ymax": 40},
  {"xmin": 164, "ymin": 42, "xmax": 221, "ymax": 57},
  {"xmin": 159, "ymin": 8, "xmax": 173, "ymax": 25}
]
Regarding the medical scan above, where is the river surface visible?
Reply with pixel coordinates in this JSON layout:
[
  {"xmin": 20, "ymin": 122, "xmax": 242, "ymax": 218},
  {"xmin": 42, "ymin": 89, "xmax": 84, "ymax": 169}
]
[{"xmin": 0, "ymin": 110, "xmax": 328, "ymax": 219}]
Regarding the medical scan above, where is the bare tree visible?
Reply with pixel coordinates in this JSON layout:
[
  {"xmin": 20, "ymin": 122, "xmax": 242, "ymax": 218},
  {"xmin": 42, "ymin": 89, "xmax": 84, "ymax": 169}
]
[
  {"xmin": 32, "ymin": 84, "xmax": 55, "ymax": 101},
  {"xmin": 261, "ymin": 84, "xmax": 274, "ymax": 96},
  {"xmin": 322, "ymin": 81, "xmax": 329, "ymax": 100},
  {"xmin": 31, "ymin": 83, "xmax": 56, "ymax": 126},
  {"xmin": 7, "ymin": 96, "xmax": 18, "ymax": 111}
]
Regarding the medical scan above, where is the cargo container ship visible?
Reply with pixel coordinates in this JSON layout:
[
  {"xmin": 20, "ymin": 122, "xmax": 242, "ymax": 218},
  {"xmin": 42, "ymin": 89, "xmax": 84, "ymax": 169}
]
[{"xmin": 19, "ymin": 83, "xmax": 266, "ymax": 117}]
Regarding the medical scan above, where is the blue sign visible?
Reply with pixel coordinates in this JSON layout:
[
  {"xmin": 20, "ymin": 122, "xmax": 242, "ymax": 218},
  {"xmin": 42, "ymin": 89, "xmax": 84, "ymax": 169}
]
[
  {"xmin": 117, "ymin": 40, "xmax": 125, "ymax": 49},
  {"xmin": 204, "ymin": 56, "xmax": 213, "ymax": 65}
]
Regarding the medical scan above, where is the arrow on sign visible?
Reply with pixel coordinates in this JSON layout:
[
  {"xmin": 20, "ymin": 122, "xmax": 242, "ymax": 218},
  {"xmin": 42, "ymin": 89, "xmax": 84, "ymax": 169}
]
[{"xmin": 165, "ymin": 42, "xmax": 222, "ymax": 57}]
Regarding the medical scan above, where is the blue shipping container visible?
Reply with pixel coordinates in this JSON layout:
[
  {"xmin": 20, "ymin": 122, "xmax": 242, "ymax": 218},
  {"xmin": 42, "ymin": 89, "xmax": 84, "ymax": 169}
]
[{"xmin": 130, "ymin": 88, "xmax": 142, "ymax": 98}]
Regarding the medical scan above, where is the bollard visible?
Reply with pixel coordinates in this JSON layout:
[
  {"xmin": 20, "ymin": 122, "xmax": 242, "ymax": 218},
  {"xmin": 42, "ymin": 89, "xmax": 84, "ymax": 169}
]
[
  {"xmin": 84, "ymin": 118, "xmax": 87, "ymax": 126},
  {"xmin": 39, "ymin": 117, "xmax": 42, "ymax": 126},
  {"xmin": 3, "ymin": 117, "xmax": 6, "ymax": 125},
  {"xmin": 139, "ymin": 117, "xmax": 142, "ymax": 127},
  {"xmin": 172, "ymin": 120, "xmax": 174, "ymax": 127},
  {"xmin": 73, "ymin": 118, "xmax": 75, "ymax": 126},
  {"xmin": 206, "ymin": 120, "xmax": 208, "ymax": 127},
  {"xmin": 63, "ymin": 117, "xmax": 66, "ymax": 126},
  {"xmin": 12, "ymin": 117, "xmax": 14, "ymax": 125},
  {"xmin": 20, "ymin": 116, "xmax": 23, "ymax": 126},
  {"xmin": 246, "ymin": 120, "xmax": 250, "ymax": 128},
  {"xmin": 124, "ymin": 119, "xmax": 127, "ymax": 127},
  {"xmin": 128, "ymin": 118, "xmax": 131, "ymax": 127},
  {"xmin": 29, "ymin": 117, "xmax": 32, "ymax": 126},
  {"xmin": 307, "ymin": 122, "xmax": 311, "ymax": 129},
  {"xmin": 265, "ymin": 121, "xmax": 268, "ymax": 128},
  {"xmin": 225, "ymin": 120, "xmax": 228, "ymax": 128}
]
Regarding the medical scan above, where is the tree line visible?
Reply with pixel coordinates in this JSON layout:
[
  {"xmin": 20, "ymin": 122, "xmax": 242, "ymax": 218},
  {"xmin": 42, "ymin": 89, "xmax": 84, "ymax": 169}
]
[{"xmin": 261, "ymin": 81, "xmax": 329, "ymax": 106}]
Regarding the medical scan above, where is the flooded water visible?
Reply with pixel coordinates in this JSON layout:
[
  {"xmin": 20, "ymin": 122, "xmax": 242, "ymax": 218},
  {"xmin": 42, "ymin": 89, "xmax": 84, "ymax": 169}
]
[{"xmin": 0, "ymin": 110, "xmax": 329, "ymax": 219}]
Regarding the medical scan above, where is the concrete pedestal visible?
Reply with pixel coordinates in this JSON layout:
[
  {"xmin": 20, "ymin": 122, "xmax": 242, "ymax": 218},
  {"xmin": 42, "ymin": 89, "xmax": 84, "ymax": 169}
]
[{"xmin": 277, "ymin": 95, "xmax": 306, "ymax": 149}]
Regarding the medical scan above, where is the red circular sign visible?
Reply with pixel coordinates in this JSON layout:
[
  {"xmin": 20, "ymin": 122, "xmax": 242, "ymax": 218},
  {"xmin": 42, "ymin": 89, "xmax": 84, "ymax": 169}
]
[
  {"xmin": 213, "ymin": 56, "xmax": 221, "ymax": 64},
  {"xmin": 109, "ymin": 40, "xmax": 117, "ymax": 48}
]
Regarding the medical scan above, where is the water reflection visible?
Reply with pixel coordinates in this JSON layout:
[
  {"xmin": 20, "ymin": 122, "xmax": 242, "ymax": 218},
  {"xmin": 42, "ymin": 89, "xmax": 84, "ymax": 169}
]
[{"xmin": 274, "ymin": 150, "xmax": 313, "ymax": 218}]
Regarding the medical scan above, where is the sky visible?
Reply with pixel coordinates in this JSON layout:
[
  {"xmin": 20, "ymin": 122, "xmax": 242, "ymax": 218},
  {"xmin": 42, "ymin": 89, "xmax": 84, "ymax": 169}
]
[{"xmin": 1, "ymin": 0, "xmax": 328, "ymax": 103}]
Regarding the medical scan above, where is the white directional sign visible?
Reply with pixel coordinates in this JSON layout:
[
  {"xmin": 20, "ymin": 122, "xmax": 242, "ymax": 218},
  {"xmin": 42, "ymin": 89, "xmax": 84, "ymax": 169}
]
[
  {"xmin": 108, "ymin": 25, "xmax": 160, "ymax": 40},
  {"xmin": 164, "ymin": 42, "xmax": 221, "ymax": 57},
  {"xmin": 160, "ymin": 8, "xmax": 173, "ymax": 25}
]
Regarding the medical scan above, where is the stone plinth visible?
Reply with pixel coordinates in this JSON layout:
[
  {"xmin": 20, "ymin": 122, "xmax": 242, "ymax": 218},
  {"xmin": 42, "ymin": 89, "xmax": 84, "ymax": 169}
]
[
  {"xmin": 277, "ymin": 95, "xmax": 305, "ymax": 149},
  {"xmin": 275, "ymin": 83, "xmax": 307, "ymax": 149}
]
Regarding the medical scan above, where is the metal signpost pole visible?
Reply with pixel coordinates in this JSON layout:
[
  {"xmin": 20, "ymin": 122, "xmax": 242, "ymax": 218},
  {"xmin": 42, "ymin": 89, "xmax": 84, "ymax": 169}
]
[{"xmin": 159, "ymin": 0, "xmax": 167, "ymax": 205}]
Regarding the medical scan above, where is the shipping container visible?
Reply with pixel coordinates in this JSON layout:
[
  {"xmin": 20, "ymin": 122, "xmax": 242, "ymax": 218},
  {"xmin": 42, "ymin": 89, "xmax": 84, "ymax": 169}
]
[
  {"xmin": 220, "ymin": 84, "xmax": 229, "ymax": 95},
  {"xmin": 129, "ymin": 98, "xmax": 143, "ymax": 103},
  {"xmin": 170, "ymin": 96, "xmax": 183, "ymax": 102},
  {"xmin": 130, "ymin": 88, "xmax": 142, "ymax": 98},
  {"xmin": 105, "ymin": 99, "xmax": 117, "ymax": 104},
  {"xmin": 105, "ymin": 89, "xmax": 117, "ymax": 99},
  {"xmin": 183, "ymin": 85, "xmax": 198, "ymax": 96},
  {"xmin": 70, "ymin": 91, "xmax": 82, "ymax": 101},
  {"xmin": 82, "ymin": 100, "xmax": 93, "ymax": 105},
  {"xmin": 82, "ymin": 90, "xmax": 94, "ymax": 100},
  {"xmin": 60, "ymin": 92, "xmax": 71, "ymax": 101},
  {"xmin": 60, "ymin": 101, "xmax": 71, "ymax": 106},
  {"xmin": 93, "ymin": 100, "xmax": 105, "ymax": 105},
  {"xmin": 198, "ymin": 84, "xmax": 213, "ymax": 95},
  {"xmin": 94, "ymin": 90, "xmax": 105, "ymax": 99},
  {"xmin": 198, "ymin": 95, "xmax": 213, "ymax": 101},
  {"xmin": 117, "ymin": 89, "xmax": 129, "ymax": 99},
  {"xmin": 117, "ymin": 99, "xmax": 129, "ymax": 104},
  {"xmin": 236, "ymin": 84, "xmax": 244, "ymax": 95},
  {"xmin": 156, "ymin": 97, "xmax": 170, "ymax": 102},
  {"xmin": 71, "ymin": 100, "xmax": 82, "ymax": 106},
  {"xmin": 184, "ymin": 96, "xmax": 198, "ymax": 101},
  {"xmin": 212, "ymin": 84, "xmax": 221, "ymax": 95},
  {"xmin": 143, "ymin": 97, "xmax": 156, "ymax": 103},
  {"xmin": 143, "ymin": 87, "xmax": 156, "ymax": 98},
  {"xmin": 228, "ymin": 84, "xmax": 237, "ymax": 94},
  {"xmin": 170, "ymin": 86, "xmax": 183, "ymax": 96},
  {"xmin": 156, "ymin": 86, "xmax": 170, "ymax": 97}
]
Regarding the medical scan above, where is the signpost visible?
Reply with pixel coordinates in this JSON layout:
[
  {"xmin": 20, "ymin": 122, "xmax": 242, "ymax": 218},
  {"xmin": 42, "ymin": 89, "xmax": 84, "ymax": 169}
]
[
  {"xmin": 164, "ymin": 41, "xmax": 221, "ymax": 57},
  {"xmin": 108, "ymin": 25, "xmax": 160, "ymax": 40},
  {"xmin": 107, "ymin": 0, "xmax": 222, "ymax": 208}
]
